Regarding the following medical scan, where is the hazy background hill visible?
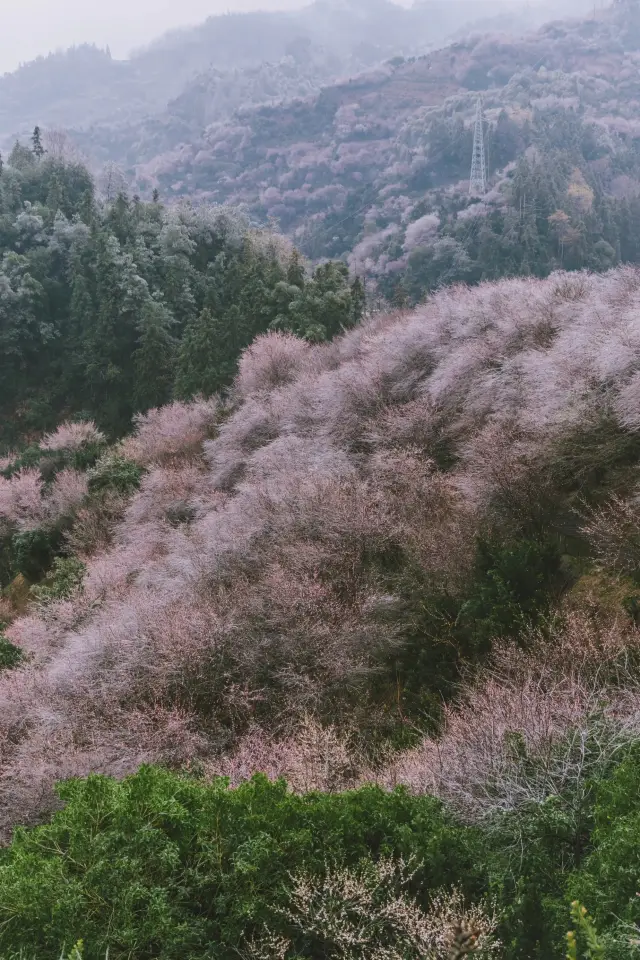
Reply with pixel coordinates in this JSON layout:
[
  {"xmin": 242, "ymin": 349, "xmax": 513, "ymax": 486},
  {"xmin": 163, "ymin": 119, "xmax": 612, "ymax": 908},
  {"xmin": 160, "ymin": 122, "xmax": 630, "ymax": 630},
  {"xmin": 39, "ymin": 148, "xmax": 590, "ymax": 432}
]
[
  {"xmin": 0, "ymin": 0, "xmax": 595, "ymax": 146},
  {"xmin": 76, "ymin": 0, "xmax": 634, "ymax": 291},
  {"xmin": 1, "ymin": 0, "xmax": 629, "ymax": 307}
]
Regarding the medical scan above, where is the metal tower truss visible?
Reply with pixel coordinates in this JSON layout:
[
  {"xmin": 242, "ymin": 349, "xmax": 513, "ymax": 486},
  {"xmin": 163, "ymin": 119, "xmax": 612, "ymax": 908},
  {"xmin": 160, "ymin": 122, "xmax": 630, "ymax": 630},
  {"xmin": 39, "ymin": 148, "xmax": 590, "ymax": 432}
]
[{"xmin": 469, "ymin": 97, "xmax": 487, "ymax": 196}]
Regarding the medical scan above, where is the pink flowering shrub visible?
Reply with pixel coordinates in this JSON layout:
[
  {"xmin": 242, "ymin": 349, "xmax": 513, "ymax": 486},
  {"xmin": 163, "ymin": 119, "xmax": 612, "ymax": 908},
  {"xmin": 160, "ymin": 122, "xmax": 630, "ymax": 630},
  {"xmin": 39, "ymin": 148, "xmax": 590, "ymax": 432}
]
[
  {"xmin": 120, "ymin": 398, "xmax": 219, "ymax": 466},
  {"xmin": 235, "ymin": 332, "xmax": 311, "ymax": 399},
  {"xmin": 2, "ymin": 268, "xmax": 640, "ymax": 833},
  {"xmin": 40, "ymin": 421, "xmax": 105, "ymax": 452},
  {"xmin": 212, "ymin": 716, "xmax": 359, "ymax": 793},
  {"xmin": 0, "ymin": 470, "xmax": 45, "ymax": 530},
  {"xmin": 0, "ymin": 468, "xmax": 88, "ymax": 533},
  {"xmin": 46, "ymin": 469, "xmax": 89, "ymax": 520}
]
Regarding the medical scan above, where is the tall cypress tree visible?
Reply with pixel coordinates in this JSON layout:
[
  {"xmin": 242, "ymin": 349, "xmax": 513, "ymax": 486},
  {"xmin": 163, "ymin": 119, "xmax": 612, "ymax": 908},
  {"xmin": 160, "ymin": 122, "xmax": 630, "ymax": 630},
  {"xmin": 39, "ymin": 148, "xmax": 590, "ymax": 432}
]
[
  {"xmin": 174, "ymin": 307, "xmax": 230, "ymax": 399},
  {"xmin": 133, "ymin": 299, "xmax": 176, "ymax": 413},
  {"xmin": 45, "ymin": 173, "xmax": 67, "ymax": 221},
  {"xmin": 65, "ymin": 256, "xmax": 95, "ymax": 405},
  {"xmin": 85, "ymin": 233, "xmax": 148, "ymax": 433},
  {"xmin": 31, "ymin": 127, "xmax": 45, "ymax": 160}
]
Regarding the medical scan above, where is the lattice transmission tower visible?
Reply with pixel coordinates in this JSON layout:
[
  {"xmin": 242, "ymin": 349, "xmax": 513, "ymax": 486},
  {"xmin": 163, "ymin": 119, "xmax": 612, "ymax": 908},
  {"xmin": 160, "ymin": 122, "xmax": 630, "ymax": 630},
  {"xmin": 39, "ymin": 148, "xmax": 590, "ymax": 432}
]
[{"xmin": 469, "ymin": 97, "xmax": 487, "ymax": 196}]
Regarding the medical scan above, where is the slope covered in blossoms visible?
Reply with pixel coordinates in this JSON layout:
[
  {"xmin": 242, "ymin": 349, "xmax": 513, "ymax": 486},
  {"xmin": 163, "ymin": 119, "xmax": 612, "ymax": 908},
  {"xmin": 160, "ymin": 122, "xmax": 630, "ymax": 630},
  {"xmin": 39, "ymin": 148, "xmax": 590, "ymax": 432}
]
[{"xmin": 3, "ymin": 267, "xmax": 640, "ymax": 837}]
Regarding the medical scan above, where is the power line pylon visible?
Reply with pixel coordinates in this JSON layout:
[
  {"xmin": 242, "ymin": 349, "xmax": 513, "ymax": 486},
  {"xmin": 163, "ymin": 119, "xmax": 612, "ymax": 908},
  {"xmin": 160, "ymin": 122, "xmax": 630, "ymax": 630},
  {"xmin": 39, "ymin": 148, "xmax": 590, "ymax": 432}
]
[{"xmin": 469, "ymin": 97, "xmax": 487, "ymax": 197}]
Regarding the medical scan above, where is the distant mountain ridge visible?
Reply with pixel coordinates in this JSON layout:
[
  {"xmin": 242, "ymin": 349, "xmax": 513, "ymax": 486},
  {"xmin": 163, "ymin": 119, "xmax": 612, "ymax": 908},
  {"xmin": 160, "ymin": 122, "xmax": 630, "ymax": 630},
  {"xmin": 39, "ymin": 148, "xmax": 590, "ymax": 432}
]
[
  {"xmin": 2, "ymin": 0, "xmax": 624, "ymax": 294},
  {"xmin": 115, "ymin": 2, "xmax": 636, "ymax": 241},
  {"xmin": 0, "ymin": 0, "xmax": 594, "ymax": 147}
]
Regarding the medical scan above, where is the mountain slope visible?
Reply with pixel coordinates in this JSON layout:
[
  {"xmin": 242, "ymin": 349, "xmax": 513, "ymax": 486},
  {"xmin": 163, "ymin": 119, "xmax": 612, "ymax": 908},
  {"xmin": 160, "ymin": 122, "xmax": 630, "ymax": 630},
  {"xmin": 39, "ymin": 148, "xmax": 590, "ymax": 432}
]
[
  {"xmin": 120, "ymin": 0, "xmax": 638, "ymax": 284},
  {"xmin": 0, "ymin": 1, "xmax": 501, "ymax": 143},
  {"xmin": 0, "ymin": 1, "xmax": 595, "ymax": 154},
  {"xmin": 3, "ymin": 265, "xmax": 640, "ymax": 837}
]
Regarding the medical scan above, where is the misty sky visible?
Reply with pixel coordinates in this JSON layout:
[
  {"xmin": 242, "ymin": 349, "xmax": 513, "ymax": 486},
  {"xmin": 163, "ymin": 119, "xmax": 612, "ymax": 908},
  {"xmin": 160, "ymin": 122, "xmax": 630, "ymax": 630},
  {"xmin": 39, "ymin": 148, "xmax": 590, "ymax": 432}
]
[
  {"xmin": 0, "ymin": 0, "xmax": 540, "ymax": 75},
  {"xmin": 0, "ymin": 0, "xmax": 315, "ymax": 74}
]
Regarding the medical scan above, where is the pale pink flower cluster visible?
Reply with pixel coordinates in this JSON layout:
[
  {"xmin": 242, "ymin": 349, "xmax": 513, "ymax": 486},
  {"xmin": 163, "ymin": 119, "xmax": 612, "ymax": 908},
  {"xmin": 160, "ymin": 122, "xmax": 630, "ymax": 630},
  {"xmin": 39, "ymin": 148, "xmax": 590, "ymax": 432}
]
[
  {"xmin": 121, "ymin": 398, "xmax": 219, "ymax": 465},
  {"xmin": 0, "ymin": 469, "xmax": 44, "ymax": 529},
  {"xmin": 235, "ymin": 332, "xmax": 311, "ymax": 399},
  {"xmin": 47, "ymin": 469, "xmax": 89, "ymax": 519},
  {"xmin": 0, "ymin": 468, "xmax": 87, "ymax": 532},
  {"xmin": 40, "ymin": 420, "xmax": 105, "ymax": 451}
]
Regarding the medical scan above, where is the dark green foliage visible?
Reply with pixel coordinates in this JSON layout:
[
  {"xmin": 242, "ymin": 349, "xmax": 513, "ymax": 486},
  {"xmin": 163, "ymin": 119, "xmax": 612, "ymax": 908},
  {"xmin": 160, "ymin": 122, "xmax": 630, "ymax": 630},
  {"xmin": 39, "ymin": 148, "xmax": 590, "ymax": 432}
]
[
  {"xmin": 31, "ymin": 126, "xmax": 45, "ymax": 160},
  {"xmin": 3, "ymin": 753, "xmax": 640, "ymax": 960},
  {"xmin": 87, "ymin": 455, "xmax": 143, "ymax": 496},
  {"xmin": 0, "ymin": 767, "xmax": 477, "ymax": 960},
  {"xmin": 0, "ymin": 633, "xmax": 23, "ymax": 670},
  {"xmin": 459, "ymin": 537, "xmax": 565, "ymax": 652},
  {"xmin": 133, "ymin": 299, "xmax": 177, "ymax": 412},
  {"xmin": 31, "ymin": 555, "xmax": 85, "ymax": 603},
  {"xmin": 175, "ymin": 307, "xmax": 229, "ymax": 399},
  {"xmin": 270, "ymin": 262, "xmax": 366, "ymax": 342},
  {"xmin": 383, "ymin": 537, "xmax": 565, "ymax": 731},
  {"xmin": 0, "ymin": 153, "xmax": 363, "ymax": 444},
  {"xmin": 484, "ymin": 799, "xmax": 582, "ymax": 958},
  {"xmin": 9, "ymin": 526, "xmax": 65, "ymax": 583},
  {"xmin": 569, "ymin": 746, "xmax": 640, "ymax": 951}
]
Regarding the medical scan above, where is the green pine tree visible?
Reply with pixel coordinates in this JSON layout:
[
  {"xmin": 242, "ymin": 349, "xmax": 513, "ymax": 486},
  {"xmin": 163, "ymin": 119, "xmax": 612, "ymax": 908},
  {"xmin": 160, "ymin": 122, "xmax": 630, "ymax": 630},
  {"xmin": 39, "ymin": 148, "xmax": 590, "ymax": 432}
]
[
  {"xmin": 9, "ymin": 140, "xmax": 34, "ymax": 171},
  {"xmin": 84, "ymin": 233, "xmax": 148, "ymax": 433},
  {"xmin": 174, "ymin": 307, "xmax": 230, "ymax": 399},
  {"xmin": 45, "ymin": 173, "xmax": 67, "ymax": 221},
  {"xmin": 287, "ymin": 249, "xmax": 306, "ymax": 288},
  {"xmin": 65, "ymin": 262, "xmax": 95, "ymax": 405},
  {"xmin": 133, "ymin": 299, "xmax": 176, "ymax": 412},
  {"xmin": 31, "ymin": 126, "xmax": 45, "ymax": 160}
]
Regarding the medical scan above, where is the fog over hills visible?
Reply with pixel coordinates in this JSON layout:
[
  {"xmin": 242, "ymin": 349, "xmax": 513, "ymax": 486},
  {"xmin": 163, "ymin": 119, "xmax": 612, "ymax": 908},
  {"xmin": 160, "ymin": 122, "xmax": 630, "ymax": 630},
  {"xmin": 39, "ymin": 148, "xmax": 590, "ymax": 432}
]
[
  {"xmin": 0, "ymin": 0, "xmax": 311, "ymax": 75},
  {"xmin": 48, "ymin": 0, "xmax": 637, "ymax": 282},
  {"xmin": 0, "ymin": 0, "xmax": 628, "ymax": 304},
  {"xmin": 0, "ymin": 0, "xmax": 595, "ymax": 145}
]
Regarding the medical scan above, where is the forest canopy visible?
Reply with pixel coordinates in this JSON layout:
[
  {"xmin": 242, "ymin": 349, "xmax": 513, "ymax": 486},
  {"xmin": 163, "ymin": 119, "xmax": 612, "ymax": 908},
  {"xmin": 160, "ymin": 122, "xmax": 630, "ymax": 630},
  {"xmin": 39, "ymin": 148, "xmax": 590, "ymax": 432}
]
[{"xmin": 0, "ymin": 145, "xmax": 364, "ymax": 446}]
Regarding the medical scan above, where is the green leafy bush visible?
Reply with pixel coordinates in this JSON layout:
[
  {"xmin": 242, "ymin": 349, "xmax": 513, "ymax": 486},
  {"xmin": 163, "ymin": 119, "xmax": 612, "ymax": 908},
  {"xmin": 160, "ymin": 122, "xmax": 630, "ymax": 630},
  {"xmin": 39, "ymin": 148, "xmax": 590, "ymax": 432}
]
[
  {"xmin": 459, "ymin": 537, "xmax": 565, "ymax": 652},
  {"xmin": 31, "ymin": 557, "xmax": 85, "ymax": 604},
  {"xmin": 87, "ymin": 455, "xmax": 143, "ymax": 496},
  {"xmin": 567, "ymin": 746, "xmax": 640, "ymax": 956},
  {"xmin": 4, "ymin": 757, "xmax": 640, "ymax": 960},
  {"xmin": 0, "ymin": 633, "xmax": 23, "ymax": 671},
  {"xmin": 0, "ymin": 767, "xmax": 478, "ymax": 960},
  {"xmin": 484, "ymin": 794, "xmax": 593, "ymax": 959},
  {"xmin": 10, "ymin": 527, "xmax": 66, "ymax": 584}
]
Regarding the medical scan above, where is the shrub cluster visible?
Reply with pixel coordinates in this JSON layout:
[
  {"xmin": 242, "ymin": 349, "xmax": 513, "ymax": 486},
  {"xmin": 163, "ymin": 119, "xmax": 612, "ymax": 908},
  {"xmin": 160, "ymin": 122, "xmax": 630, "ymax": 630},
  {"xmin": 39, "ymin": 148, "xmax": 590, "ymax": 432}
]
[
  {"xmin": 1, "ymin": 751, "xmax": 640, "ymax": 960},
  {"xmin": 2, "ymin": 269, "xmax": 640, "ymax": 835},
  {"xmin": 0, "ymin": 767, "xmax": 476, "ymax": 960}
]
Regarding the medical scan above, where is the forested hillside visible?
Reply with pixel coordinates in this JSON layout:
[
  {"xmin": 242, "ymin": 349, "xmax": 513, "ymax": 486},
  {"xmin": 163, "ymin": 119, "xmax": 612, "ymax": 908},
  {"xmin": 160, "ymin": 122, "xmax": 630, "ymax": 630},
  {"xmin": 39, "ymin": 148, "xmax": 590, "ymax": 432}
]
[
  {"xmin": 0, "ymin": 147, "xmax": 363, "ymax": 446},
  {"xmin": 1, "ymin": 0, "xmax": 565, "ymax": 148},
  {"xmin": 128, "ymin": 0, "xmax": 640, "ymax": 303},
  {"xmin": 0, "ymin": 1, "xmax": 595, "ymax": 172},
  {"xmin": 4, "ymin": 5, "xmax": 640, "ymax": 960},
  {"xmin": 2, "ymin": 268, "xmax": 640, "ymax": 956}
]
